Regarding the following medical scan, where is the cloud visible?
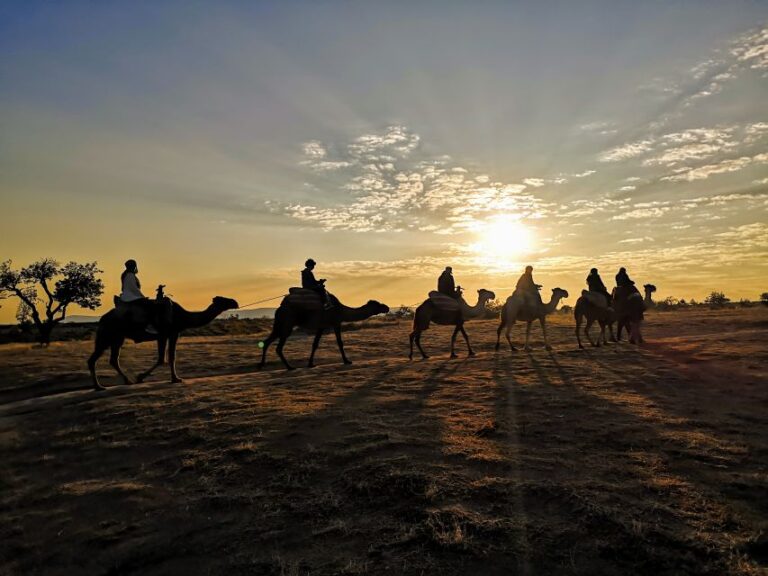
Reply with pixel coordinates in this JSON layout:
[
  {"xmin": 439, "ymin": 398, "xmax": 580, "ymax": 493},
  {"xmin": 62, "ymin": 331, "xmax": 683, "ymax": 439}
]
[
  {"xmin": 599, "ymin": 140, "xmax": 655, "ymax": 162},
  {"xmin": 576, "ymin": 121, "xmax": 618, "ymax": 135},
  {"xmin": 730, "ymin": 25, "xmax": 768, "ymax": 70},
  {"xmin": 618, "ymin": 237, "xmax": 654, "ymax": 244},
  {"xmin": 287, "ymin": 125, "xmax": 555, "ymax": 234},
  {"xmin": 661, "ymin": 153, "xmax": 768, "ymax": 182}
]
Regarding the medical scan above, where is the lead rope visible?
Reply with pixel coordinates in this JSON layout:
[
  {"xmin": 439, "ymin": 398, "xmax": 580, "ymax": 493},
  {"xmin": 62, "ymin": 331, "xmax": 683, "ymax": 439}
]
[{"xmin": 237, "ymin": 294, "xmax": 288, "ymax": 310}]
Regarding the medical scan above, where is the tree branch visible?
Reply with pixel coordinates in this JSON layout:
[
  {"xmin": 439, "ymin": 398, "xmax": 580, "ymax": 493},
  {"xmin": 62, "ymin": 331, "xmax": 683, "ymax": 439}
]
[{"xmin": 40, "ymin": 278, "xmax": 54, "ymax": 317}]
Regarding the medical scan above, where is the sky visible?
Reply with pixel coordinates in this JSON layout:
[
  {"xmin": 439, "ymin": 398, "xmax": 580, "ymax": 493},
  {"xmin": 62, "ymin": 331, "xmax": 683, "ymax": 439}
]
[{"xmin": 1, "ymin": 1, "xmax": 767, "ymax": 321}]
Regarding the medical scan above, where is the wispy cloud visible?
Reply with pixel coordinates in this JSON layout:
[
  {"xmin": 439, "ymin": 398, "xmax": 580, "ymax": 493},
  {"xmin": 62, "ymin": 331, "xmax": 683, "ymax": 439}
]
[
  {"xmin": 286, "ymin": 125, "xmax": 555, "ymax": 234},
  {"xmin": 661, "ymin": 153, "xmax": 768, "ymax": 182}
]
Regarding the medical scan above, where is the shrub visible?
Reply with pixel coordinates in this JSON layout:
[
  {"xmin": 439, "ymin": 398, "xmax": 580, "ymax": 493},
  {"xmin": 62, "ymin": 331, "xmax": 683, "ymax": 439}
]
[{"xmin": 704, "ymin": 291, "xmax": 730, "ymax": 309}]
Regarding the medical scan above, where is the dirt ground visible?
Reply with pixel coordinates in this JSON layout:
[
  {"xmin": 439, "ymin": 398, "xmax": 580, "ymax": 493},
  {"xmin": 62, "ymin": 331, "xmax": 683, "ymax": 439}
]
[{"xmin": 1, "ymin": 307, "xmax": 767, "ymax": 575}]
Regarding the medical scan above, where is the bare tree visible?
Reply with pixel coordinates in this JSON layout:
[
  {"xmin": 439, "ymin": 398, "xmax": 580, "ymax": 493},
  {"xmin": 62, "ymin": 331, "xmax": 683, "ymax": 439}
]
[{"xmin": 0, "ymin": 259, "xmax": 104, "ymax": 345}]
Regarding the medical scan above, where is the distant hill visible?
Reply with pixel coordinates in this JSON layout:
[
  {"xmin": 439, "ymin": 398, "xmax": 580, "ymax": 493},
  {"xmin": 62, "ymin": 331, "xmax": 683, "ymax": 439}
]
[
  {"xmin": 61, "ymin": 315, "xmax": 99, "ymax": 324},
  {"xmin": 225, "ymin": 308, "xmax": 277, "ymax": 319}
]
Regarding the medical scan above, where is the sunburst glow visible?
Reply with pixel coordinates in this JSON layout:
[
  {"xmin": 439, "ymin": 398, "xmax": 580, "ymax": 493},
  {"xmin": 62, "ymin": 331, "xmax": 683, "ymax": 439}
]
[{"xmin": 469, "ymin": 217, "xmax": 535, "ymax": 266}]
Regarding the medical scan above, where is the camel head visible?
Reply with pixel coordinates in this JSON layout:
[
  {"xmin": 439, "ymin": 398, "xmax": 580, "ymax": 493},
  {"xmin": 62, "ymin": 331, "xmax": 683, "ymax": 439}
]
[
  {"xmin": 478, "ymin": 289, "xmax": 496, "ymax": 302},
  {"xmin": 552, "ymin": 287, "xmax": 569, "ymax": 300},
  {"xmin": 643, "ymin": 284, "xmax": 657, "ymax": 293},
  {"xmin": 211, "ymin": 296, "xmax": 240, "ymax": 311},
  {"xmin": 365, "ymin": 300, "xmax": 390, "ymax": 315}
]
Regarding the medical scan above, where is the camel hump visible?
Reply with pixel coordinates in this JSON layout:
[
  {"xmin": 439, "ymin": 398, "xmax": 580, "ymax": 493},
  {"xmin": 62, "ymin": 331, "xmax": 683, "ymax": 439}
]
[
  {"xmin": 582, "ymin": 290, "xmax": 608, "ymax": 309},
  {"xmin": 283, "ymin": 289, "xmax": 323, "ymax": 310},
  {"xmin": 282, "ymin": 288, "xmax": 339, "ymax": 311},
  {"xmin": 428, "ymin": 291, "xmax": 462, "ymax": 311}
]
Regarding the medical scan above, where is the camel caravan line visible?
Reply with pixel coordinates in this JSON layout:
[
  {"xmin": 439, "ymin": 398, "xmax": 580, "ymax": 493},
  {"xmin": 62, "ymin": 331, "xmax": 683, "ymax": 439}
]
[{"xmin": 88, "ymin": 260, "xmax": 654, "ymax": 390}]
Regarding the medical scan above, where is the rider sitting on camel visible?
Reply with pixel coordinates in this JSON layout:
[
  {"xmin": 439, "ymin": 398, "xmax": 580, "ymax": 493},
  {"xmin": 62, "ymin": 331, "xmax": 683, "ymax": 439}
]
[
  {"xmin": 587, "ymin": 267, "xmax": 611, "ymax": 306},
  {"xmin": 437, "ymin": 266, "xmax": 462, "ymax": 299},
  {"xmin": 615, "ymin": 267, "xmax": 637, "ymax": 289},
  {"xmin": 118, "ymin": 259, "xmax": 160, "ymax": 334},
  {"xmin": 302, "ymin": 258, "xmax": 332, "ymax": 309},
  {"xmin": 516, "ymin": 265, "xmax": 542, "ymax": 307}
]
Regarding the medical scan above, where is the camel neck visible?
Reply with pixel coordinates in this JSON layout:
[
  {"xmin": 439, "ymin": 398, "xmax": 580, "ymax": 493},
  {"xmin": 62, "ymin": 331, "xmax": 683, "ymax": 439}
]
[
  {"xmin": 462, "ymin": 297, "xmax": 488, "ymax": 318},
  {"xmin": 543, "ymin": 296, "xmax": 562, "ymax": 314},
  {"xmin": 176, "ymin": 304, "xmax": 221, "ymax": 328},
  {"xmin": 340, "ymin": 304, "xmax": 376, "ymax": 322}
]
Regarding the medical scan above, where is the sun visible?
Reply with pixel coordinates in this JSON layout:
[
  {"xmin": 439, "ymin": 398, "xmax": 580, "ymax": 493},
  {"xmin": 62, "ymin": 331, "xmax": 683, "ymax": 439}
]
[{"xmin": 470, "ymin": 217, "xmax": 534, "ymax": 265}]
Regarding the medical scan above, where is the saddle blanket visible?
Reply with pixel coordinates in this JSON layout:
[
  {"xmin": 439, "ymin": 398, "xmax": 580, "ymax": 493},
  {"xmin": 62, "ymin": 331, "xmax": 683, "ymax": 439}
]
[
  {"xmin": 582, "ymin": 290, "xmax": 608, "ymax": 309},
  {"xmin": 427, "ymin": 291, "xmax": 462, "ymax": 312}
]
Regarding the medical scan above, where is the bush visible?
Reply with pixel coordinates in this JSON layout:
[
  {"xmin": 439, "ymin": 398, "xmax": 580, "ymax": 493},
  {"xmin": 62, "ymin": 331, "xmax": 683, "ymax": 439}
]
[
  {"xmin": 761, "ymin": 292, "xmax": 768, "ymax": 307},
  {"xmin": 704, "ymin": 291, "xmax": 730, "ymax": 309}
]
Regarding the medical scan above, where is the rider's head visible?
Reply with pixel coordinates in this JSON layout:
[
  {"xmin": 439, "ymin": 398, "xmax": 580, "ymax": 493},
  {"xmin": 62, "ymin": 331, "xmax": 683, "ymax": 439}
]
[
  {"xmin": 590, "ymin": 268, "xmax": 598, "ymax": 274},
  {"xmin": 525, "ymin": 265, "xmax": 533, "ymax": 273},
  {"xmin": 125, "ymin": 259, "xmax": 138, "ymax": 273},
  {"xmin": 619, "ymin": 267, "xmax": 626, "ymax": 273},
  {"xmin": 305, "ymin": 258, "xmax": 316, "ymax": 269},
  {"xmin": 445, "ymin": 266, "xmax": 452, "ymax": 273}
]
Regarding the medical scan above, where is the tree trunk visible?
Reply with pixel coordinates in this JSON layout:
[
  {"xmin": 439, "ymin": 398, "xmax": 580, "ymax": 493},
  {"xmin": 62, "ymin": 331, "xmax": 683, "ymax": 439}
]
[{"xmin": 36, "ymin": 321, "xmax": 54, "ymax": 347}]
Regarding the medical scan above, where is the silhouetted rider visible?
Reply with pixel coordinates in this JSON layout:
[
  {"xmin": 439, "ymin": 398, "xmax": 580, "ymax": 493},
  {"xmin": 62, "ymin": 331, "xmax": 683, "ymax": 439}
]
[
  {"xmin": 302, "ymin": 258, "xmax": 332, "ymax": 309},
  {"xmin": 615, "ymin": 267, "xmax": 635, "ymax": 288},
  {"xmin": 516, "ymin": 265, "xmax": 542, "ymax": 305},
  {"xmin": 118, "ymin": 259, "xmax": 159, "ymax": 334},
  {"xmin": 587, "ymin": 268, "xmax": 611, "ymax": 303},
  {"xmin": 438, "ymin": 266, "xmax": 461, "ymax": 299}
]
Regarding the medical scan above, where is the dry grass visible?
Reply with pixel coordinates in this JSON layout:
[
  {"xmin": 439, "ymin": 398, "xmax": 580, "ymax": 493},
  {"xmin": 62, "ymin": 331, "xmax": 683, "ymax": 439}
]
[{"xmin": 0, "ymin": 307, "xmax": 767, "ymax": 575}]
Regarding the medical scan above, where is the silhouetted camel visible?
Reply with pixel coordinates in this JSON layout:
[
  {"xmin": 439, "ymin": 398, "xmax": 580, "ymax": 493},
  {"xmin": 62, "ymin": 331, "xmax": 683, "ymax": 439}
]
[
  {"xmin": 258, "ymin": 294, "xmax": 389, "ymax": 370},
  {"xmin": 409, "ymin": 289, "xmax": 495, "ymax": 360},
  {"xmin": 575, "ymin": 295, "xmax": 616, "ymax": 348},
  {"xmin": 613, "ymin": 286, "xmax": 646, "ymax": 344},
  {"xmin": 643, "ymin": 283, "xmax": 657, "ymax": 308},
  {"xmin": 88, "ymin": 296, "xmax": 239, "ymax": 390},
  {"xmin": 495, "ymin": 288, "xmax": 569, "ymax": 352}
]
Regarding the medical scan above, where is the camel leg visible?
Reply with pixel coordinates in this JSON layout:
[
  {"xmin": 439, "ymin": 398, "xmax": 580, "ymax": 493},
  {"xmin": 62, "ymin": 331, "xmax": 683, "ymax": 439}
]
[
  {"xmin": 137, "ymin": 337, "xmax": 166, "ymax": 383},
  {"xmin": 607, "ymin": 323, "xmax": 617, "ymax": 343},
  {"xmin": 257, "ymin": 331, "xmax": 278, "ymax": 369},
  {"xmin": 276, "ymin": 335, "xmax": 295, "ymax": 370},
  {"xmin": 540, "ymin": 317, "xmax": 552, "ymax": 351},
  {"xmin": 415, "ymin": 332, "xmax": 429, "ymax": 359},
  {"xmin": 585, "ymin": 319, "xmax": 598, "ymax": 347},
  {"xmin": 88, "ymin": 336, "xmax": 109, "ymax": 391},
  {"xmin": 334, "ymin": 326, "xmax": 352, "ymax": 365},
  {"xmin": 450, "ymin": 325, "xmax": 460, "ymax": 359},
  {"xmin": 460, "ymin": 325, "xmax": 475, "ymax": 356},
  {"xmin": 575, "ymin": 314, "xmax": 583, "ymax": 349},
  {"xmin": 109, "ymin": 338, "xmax": 134, "ymax": 385},
  {"xmin": 505, "ymin": 320, "xmax": 517, "ymax": 352},
  {"xmin": 599, "ymin": 321, "xmax": 606, "ymax": 346},
  {"xmin": 168, "ymin": 334, "xmax": 182, "ymax": 383},
  {"xmin": 308, "ymin": 329, "xmax": 323, "ymax": 368},
  {"xmin": 524, "ymin": 321, "xmax": 533, "ymax": 351},
  {"xmin": 495, "ymin": 319, "xmax": 505, "ymax": 351},
  {"xmin": 616, "ymin": 319, "xmax": 625, "ymax": 342}
]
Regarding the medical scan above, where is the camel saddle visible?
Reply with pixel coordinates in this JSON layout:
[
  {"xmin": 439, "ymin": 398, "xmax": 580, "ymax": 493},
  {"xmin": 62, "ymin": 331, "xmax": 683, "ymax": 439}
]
[
  {"xmin": 284, "ymin": 288, "xmax": 338, "ymax": 311},
  {"xmin": 427, "ymin": 291, "xmax": 463, "ymax": 312},
  {"xmin": 510, "ymin": 288, "xmax": 541, "ymax": 310},
  {"xmin": 112, "ymin": 296, "xmax": 173, "ymax": 329},
  {"xmin": 582, "ymin": 290, "xmax": 609, "ymax": 309}
]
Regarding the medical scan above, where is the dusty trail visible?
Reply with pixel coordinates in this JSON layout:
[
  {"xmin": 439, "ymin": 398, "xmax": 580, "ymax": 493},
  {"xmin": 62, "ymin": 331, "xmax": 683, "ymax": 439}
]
[{"xmin": 1, "ymin": 308, "xmax": 767, "ymax": 575}]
